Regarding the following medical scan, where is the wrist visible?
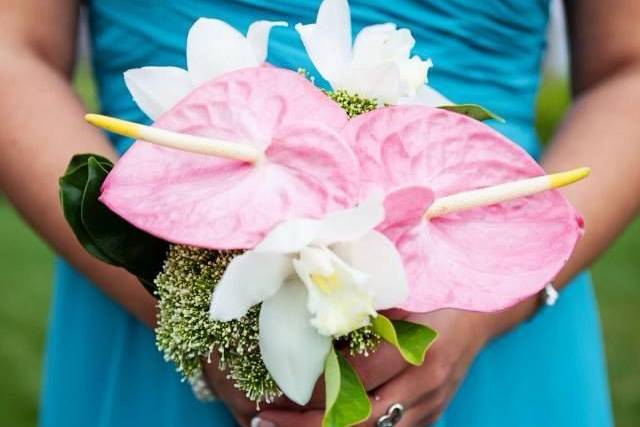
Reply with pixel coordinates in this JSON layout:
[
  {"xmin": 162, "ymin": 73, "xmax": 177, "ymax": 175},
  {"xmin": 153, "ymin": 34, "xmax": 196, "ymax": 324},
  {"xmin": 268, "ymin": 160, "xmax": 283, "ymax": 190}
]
[{"xmin": 479, "ymin": 295, "xmax": 539, "ymax": 341}]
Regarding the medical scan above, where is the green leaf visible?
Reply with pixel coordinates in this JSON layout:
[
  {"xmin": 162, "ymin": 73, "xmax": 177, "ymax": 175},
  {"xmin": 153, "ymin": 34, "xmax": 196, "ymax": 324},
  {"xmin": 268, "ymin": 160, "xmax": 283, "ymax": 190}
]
[
  {"xmin": 81, "ymin": 157, "xmax": 169, "ymax": 291},
  {"xmin": 323, "ymin": 347, "xmax": 371, "ymax": 427},
  {"xmin": 439, "ymin": 104, "xmax": 505, "ymax": 123},
  {"xmin": 371, "ymin": 314, "xmax": 438, "ymax": 366},
  {"xmin": 59, "ymin": 154, "xmax": 169, "ymax": 294},
  {"xmin": 59, "ymin": 156, "xmax": 116, "ymax": 264},
  {"xmin": 64, "ymin": 153, "xmax": 112, "ymax": 175}
]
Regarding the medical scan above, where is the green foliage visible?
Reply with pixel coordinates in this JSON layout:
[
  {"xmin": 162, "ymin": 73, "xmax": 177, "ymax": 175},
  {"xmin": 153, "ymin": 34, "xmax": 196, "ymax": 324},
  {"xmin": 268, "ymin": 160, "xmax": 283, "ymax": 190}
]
[
  {"xmin": 535, "ymin": 75, "xmax": 571, "ymax": 143},
  {"xmin": 325, "ymin": 88, "xmax": 505, "ymax": 125},
  {"xmin": 0, "ymin": 199, "xmax": 52, "ymax": 427},
  {"xmin": 439, "ymin": 104, "xmax": 505, "ymax": 123},
  {"xmin": 155, "ymin": 245, "xmax": 386, "ymax": 404},
  {"xmin": 323, "ymin": 347, "xmax": 371, "ymax": 427},
  {"xmin": 154, "ymin": 245, "xmax": 281, "ymax": 403},
  {"xmin": 592, "ymin": 219, "xmax": 640, "ymax": 425},
  {"xmin": 325, "ymin": 90, "xmax": 378, "ymax": 118},
  {"xmin": 74, "ymin": 59, "xmax": 99, "ymax": 112},
  {"xmin": 59, "ymin": 154, "xmax": 114, "ymax": 263},
  {"xmin": 58, "ymin": 155, "xmax": 169, "ymax": 292},
  {"xmin": 371, "ymin": 314, "xmax": 437, "ymax": 366},
  {"xmin": 338, "ymin": 324, "xmax": 381, "ymax": 356}
]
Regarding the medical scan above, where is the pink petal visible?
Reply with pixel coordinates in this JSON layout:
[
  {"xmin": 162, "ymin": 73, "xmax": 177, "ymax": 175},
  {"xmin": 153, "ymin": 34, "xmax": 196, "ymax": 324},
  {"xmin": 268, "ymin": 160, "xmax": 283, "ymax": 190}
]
[
  {"xmin": 100, "ymin": 67, "xmax": 356, "ymax": 249},
  {"xmin": 345, "ymin": 106, "xmax": 583, "ymax": 312},
  {"xmin": 378, "ymin": 185, "xmax": 434, "ymax": 243}
]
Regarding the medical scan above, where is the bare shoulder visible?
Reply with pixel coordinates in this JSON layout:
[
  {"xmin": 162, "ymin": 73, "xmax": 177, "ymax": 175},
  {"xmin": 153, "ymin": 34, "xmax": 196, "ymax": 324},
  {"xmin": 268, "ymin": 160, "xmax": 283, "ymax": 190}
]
[
  {"xmin": 565, "ymin": 0, "xmax": 640, "ymax": 93},
  {"xmin": 0, "ymin": 0, "xmax": 80, "ymax": 73}
]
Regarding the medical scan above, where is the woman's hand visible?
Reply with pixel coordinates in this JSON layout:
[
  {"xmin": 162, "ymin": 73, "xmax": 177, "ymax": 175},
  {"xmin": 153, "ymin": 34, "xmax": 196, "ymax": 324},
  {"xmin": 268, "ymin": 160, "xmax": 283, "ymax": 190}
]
[
  {"xmin": 202, "ymin": 352, "xmax": 327, "ymax": 427},
  {"xmin": 254, "ymin": 308, "xmax": 498, "ymax": 426},
  {"xmin": 202, "ymin": 355, "xmax": 261, "ymax": 427},
  {"xmin": 362, "ymin": 309, "xmax": 492, "ymax": 426}
]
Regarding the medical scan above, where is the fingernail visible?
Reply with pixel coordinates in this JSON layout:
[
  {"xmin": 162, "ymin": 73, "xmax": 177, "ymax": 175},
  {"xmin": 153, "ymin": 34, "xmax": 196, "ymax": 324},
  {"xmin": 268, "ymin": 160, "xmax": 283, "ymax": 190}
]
[{"xmin": 251, "ymin": 417, "xmax": 276, "ymax": 427}]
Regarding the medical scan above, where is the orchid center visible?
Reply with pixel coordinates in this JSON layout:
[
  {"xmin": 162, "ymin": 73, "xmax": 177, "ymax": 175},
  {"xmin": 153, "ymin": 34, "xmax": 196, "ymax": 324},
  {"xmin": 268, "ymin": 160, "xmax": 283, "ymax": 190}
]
[
  {"xmin": 293, "ymin": 245, "xmax": 377, "ymax": 337},
  {"xmin": 310, "ymin": 272, "xmax": 341, "ymax": 294}
]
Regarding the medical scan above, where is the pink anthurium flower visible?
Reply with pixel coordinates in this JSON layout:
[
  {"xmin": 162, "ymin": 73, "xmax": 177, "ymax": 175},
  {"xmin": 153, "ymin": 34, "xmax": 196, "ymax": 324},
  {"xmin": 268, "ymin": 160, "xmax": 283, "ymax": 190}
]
[
  {"xmin": 100, "ymin": 67, "xmax": 359, "ymax": 249},
  {"xmin": 343, "ymin": 105, "xmax": 584, "ymax": 312}
]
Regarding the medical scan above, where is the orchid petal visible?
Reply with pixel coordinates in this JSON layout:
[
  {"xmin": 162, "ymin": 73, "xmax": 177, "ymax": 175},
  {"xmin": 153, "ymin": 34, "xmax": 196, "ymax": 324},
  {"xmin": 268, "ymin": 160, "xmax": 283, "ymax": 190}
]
[
  {"xmin": 314, "ymin": 192, "xmax": 385, "ymax": 246},
  {"xmin": 398, "ymin": 84, "xmax": 450, "ymax": 107},
  {"xmin": 299, "ymin": 246, "xmax": 335, "ymax": 276},
  {"xmin": 186, "ymin": 18, "xmax": 259, "ymax": 86},
  {"xmin": 293, "ymin": 252, "xmax": 373, "ymax": 337},
  {"xmin": 333, "ymin": 230, "xmax": 409, "ymax": 310},
  {"xmin": 259, "ymin": 280, "xmax": 332, "ymax": 405},
  {"xmin": 246, "ymin": 21, "xmax": 288, "ymax": 63},
  {"xmin": 350, "ymin": 24, "xmax": 429, "ymax": 100},
  {"xmin": 254, "ymin": 218, "xmax": 321, "ymax": 254},
  {"xmin": 337, "ymin": 62, "xmax": 401, "ymax": 104},
  {"xmin": 397, "ymin": 57, "xmax": 432, "ymax": 96},
  {"xmin": 123, "ymin": 66, "xmax": 192, "ymax": 120},
  {"xmin": 209, "ymin": 251, "xmax": 291, "ymax": 321},
  {"xmin": 351, "ymin": 24, "xmax": 414, "ymax": 65},
  {"xmin": 295, "ymin": 0, "xmax": 352, "ymax": 84}
]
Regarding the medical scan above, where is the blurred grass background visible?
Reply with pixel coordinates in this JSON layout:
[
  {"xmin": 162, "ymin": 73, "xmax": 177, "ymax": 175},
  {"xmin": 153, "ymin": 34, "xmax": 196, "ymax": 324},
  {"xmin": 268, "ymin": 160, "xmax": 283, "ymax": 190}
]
[{"xmin": 0, "ymin": 63, "xmax": 638, "ymax": 426}]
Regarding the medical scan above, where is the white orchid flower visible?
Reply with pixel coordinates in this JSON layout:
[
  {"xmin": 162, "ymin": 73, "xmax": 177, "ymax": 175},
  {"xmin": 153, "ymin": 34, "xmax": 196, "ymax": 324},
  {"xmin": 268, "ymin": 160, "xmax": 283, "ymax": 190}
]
[
  {"xmin": 295, "ymin": 0, "xmax": 450, "ymax": 106},
  {"xmin": 209, "ymin": 195, "xmax": 408, "ymax": 405},
  {"xmin": 124, "ymin": 18, "xmax": 287, "ymax": 120}
]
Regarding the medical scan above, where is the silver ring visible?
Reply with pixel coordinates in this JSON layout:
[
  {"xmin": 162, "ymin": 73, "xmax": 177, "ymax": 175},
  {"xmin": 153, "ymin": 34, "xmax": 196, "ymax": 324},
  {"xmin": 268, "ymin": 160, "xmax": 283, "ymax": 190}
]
[
  {"xmin": 376, "ymin": 403, "xmax": 404, "ymax": 427},
  {"xmin": 542, "ymin": 282, "xmax": 559, "ymax": 306}
]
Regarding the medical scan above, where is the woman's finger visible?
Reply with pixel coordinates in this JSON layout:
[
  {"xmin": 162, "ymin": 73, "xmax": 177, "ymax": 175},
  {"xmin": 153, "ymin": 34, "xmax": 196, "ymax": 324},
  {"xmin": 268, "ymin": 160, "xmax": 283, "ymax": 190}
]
[
  {"xmin": 367, "ymin": 385, "xmax": 451, "ymax": 427},
  {"xmin": 348, "ymin": 342, "xmax": 409, "ymax": 391},
  {"xmin": 251, "ymin": 365, "xmax": 452, "ymax": 427},
  {"xmin": 202, "ymin": 358, "xmax": 259, "ymax": 422},
  {"xmin": 395, "ymin": 387, "xmax": 452, "ymax": 427},
  {"xmin": 253, "ymin": 408, "xmax": 324, "ymax": 427},
  {"xmin": 264, "ymin": 378, "xmax": 326, "ymax": 411},
  {"xmin": 364, "ymin": 366, "xmax": 435, "ymax": 426}
]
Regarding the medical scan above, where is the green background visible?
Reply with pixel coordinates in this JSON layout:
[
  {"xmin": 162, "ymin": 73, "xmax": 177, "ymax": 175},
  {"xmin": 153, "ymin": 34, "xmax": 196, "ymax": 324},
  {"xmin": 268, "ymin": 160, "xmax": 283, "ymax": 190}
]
[{"xmin": 0, "ymin": 65, "xmax": 638, "ymax": 426}]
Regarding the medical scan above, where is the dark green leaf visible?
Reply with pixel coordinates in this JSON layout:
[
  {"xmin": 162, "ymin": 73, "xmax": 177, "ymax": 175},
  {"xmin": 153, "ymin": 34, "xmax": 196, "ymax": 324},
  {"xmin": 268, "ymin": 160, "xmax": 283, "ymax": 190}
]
[
  {"xmin": 80, "ymin": 157, "xmax": 169, "ymax": 290},
  {"xmin": 59, "ymin": 156, "xmax": 115, "ymax": 264},
  {"xmin": 371, "ymin": 314, "xmax": 437, "ymax": 366},
  {"xmin": 64, "ymin": 153, "xmax": 112, "ymax": 176},
  {"xmin": 323, "ymin": 347, "xmax": 371, "ymax": 427},
  {"xmin": 439, "ymin": 104, "xmax": 505, "ymax": 123},
  {"xmin": 59, "ymin": 154, "xmax": 169, "ymax": 294}
]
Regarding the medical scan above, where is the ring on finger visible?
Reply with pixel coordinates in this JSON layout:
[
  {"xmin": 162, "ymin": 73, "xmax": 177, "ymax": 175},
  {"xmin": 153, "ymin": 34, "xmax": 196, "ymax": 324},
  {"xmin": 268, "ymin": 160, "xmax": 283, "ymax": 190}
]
[{"xmin": 376, "ymin": 403, "xmax": 404, "ymax": 427}]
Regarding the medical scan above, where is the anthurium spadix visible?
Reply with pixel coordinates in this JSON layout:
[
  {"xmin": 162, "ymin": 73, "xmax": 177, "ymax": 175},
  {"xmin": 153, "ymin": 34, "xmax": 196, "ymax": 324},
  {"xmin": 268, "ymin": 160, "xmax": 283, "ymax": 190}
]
[
  {"xmin": 124, "ymin": 18, "xmax": 286, "ymax": 119},
  {"xmin": 100, "ymin": 67, "xmax": 358, "ymax": 249},
  {"xmin": 295, "ymin": 0, "xmax": 449, "ymax": 106},
  {"xmin": 209, "ymin": 195, "xmax": 409, "ymax": 405},
  {"xmin": 343, "ymin": 105, "xmax": 584, "ymax": 313}
]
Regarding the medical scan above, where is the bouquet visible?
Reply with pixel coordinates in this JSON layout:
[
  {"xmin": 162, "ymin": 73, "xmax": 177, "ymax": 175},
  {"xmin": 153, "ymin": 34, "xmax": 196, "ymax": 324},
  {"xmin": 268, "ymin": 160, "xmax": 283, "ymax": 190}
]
[{"xmin": 59, "ymin": 1, "xmax": 587, "ymax": 426}]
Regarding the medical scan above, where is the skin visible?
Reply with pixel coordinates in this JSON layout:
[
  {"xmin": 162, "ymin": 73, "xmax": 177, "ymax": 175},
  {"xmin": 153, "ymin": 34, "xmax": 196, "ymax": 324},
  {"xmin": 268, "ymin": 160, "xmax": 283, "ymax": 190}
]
[{"xmin": 0, "ymin": 1, "xmax": 638, "ymax": 427}]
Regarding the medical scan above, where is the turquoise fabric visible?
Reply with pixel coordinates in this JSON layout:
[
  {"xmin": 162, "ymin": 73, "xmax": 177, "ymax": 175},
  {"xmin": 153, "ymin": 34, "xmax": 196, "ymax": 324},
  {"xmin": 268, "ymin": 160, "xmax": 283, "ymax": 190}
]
[{"xmin": 41, "ymin": 1, "xmax": 613, "ymax": 426}]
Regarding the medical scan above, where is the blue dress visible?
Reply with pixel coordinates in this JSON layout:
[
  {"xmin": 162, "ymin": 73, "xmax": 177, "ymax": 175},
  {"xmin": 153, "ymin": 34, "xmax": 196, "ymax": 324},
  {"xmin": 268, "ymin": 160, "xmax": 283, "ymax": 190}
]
[{"xmin": 40, "ymin": 1, "xmax": 613, "ymax": 426}]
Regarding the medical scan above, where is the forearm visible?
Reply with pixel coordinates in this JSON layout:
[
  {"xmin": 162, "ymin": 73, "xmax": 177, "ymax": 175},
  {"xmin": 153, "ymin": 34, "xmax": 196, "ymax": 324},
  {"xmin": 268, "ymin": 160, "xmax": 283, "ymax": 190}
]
[
  {"xmin": 541, "ymin": 64, "xmax": 640, "ymax": 285},
  {"xmin": 0, "ymin": 48, "xmax": 156, "ymax": 327},
  {"xmin": 482, "ymin": 64, "xmax": 640, "ymax": 339}
]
